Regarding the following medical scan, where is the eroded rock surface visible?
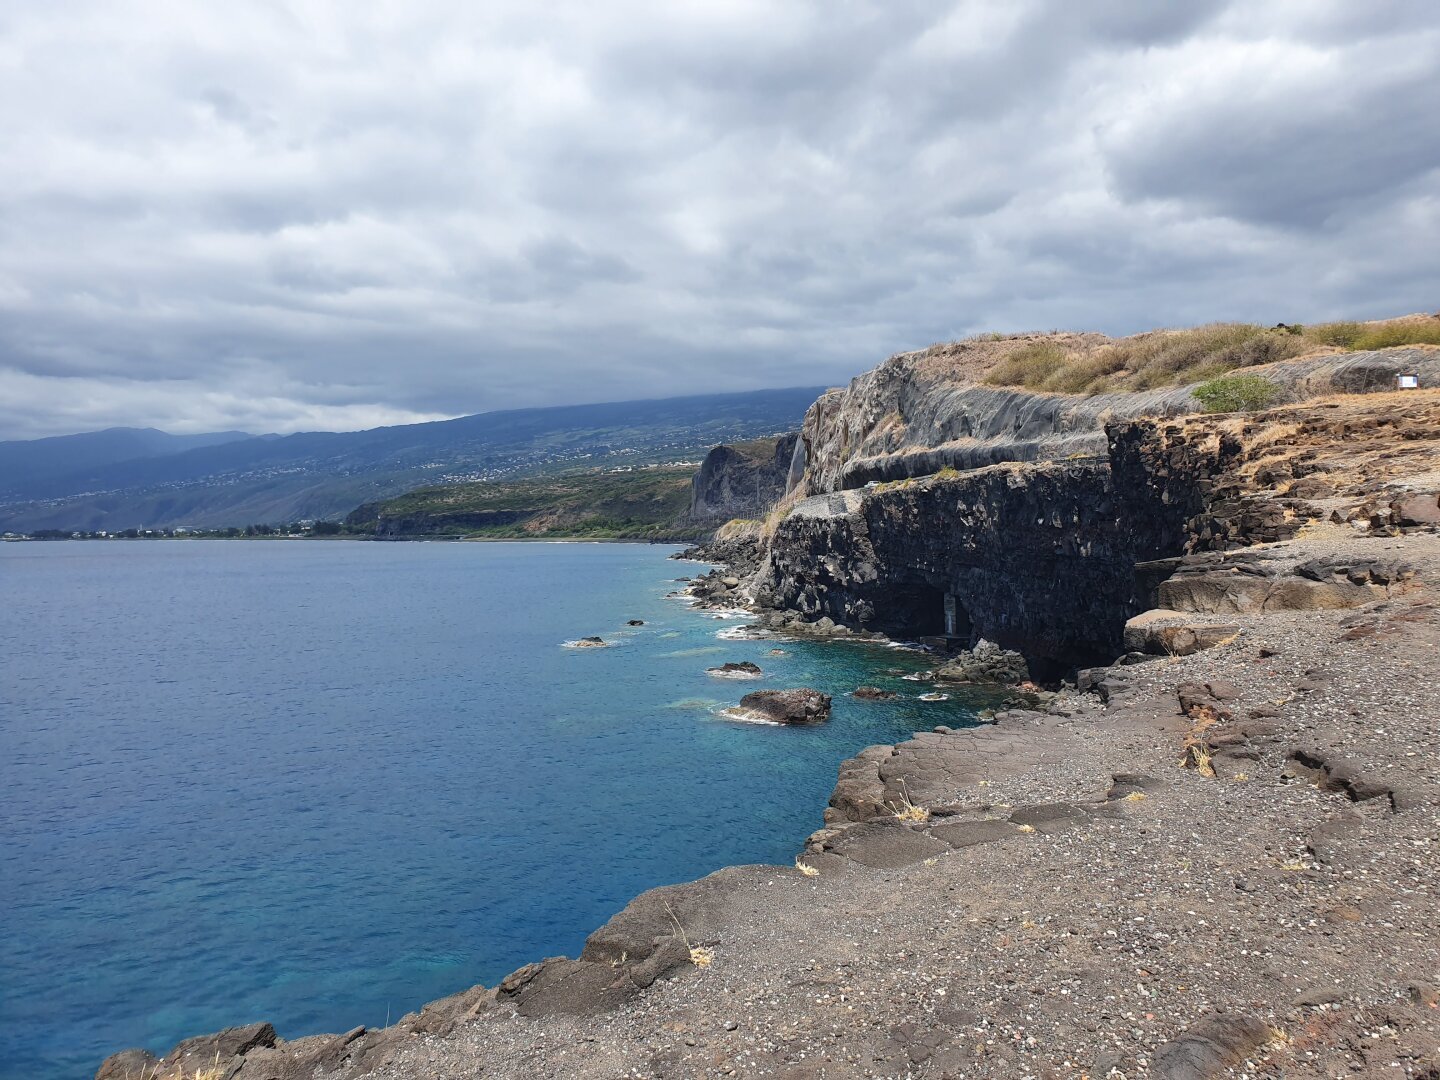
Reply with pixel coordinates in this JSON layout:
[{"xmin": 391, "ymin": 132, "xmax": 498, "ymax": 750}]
[{"xmin": 736, "ymin": 688, "xmax": 832, "ymax": 724}]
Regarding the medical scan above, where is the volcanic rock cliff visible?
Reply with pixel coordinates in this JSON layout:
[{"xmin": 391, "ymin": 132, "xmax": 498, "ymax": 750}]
[
  {"xmin": 751, "ymin": 342, "xmax": 1440, "ymax": 671},
  {"xmin": 792, "ymin": 340, "xmax": 1440, "ymax": 496},
  {"xmin": 686, "ymin": 433, "xmax": 798, "ymax": 523}
]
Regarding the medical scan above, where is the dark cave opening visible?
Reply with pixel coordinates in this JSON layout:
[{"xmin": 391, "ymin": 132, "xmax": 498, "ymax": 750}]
[{"xmin": 869, "ymin": 583, "xmax": 970, "ymax": 641}]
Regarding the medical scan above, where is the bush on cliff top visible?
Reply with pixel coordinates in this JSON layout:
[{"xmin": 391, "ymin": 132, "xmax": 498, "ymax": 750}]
[
  {"xmin": 1275, "ymin": 320, "xmax": 1440, "ymax": 350},
  {"xmin": 984, "ymin": 323, "xmax": 1313, "ymax": 395},
  {"xmin": 982, "ymin": 316, "xmax": 1440, "ymax": 396},
  {"xmin": 1344, "ymin": 320, "xmax": 1440, "ymax": 350},
  {"xmin": 1192, "ymin": 374, "xmax": 1280, "ymax": 413}
]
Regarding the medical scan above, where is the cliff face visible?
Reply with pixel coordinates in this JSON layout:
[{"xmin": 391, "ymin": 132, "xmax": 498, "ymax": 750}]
[
  {"xmin": 687, "ymin": 433, "xmax": 798, "ymax": 522},
  {"xmin": 758, "ymin": 345, "xmax": 1440, "ymax": 671},
  {"xmin": 1111, "ymin": 388, "xmax": 1440, "ymax": 552},
  {"xmin": 791, "ymin": 345, "xmax": 1440, "ymax": 496},
  {"xmin": 756, "ymin": 462, "xmax": 1177, "ymax": 672}
]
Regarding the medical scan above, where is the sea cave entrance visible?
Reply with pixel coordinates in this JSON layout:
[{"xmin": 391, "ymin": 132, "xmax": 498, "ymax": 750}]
[{"xmin": 871, "ymin": 582, "xmax": 971, "ymax": 643}]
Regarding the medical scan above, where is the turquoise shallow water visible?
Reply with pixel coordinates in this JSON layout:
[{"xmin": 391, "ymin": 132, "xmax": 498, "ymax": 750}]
[{"xmin": 0, "ymin": 541, "xmax": 1000, "ymax": 1080}]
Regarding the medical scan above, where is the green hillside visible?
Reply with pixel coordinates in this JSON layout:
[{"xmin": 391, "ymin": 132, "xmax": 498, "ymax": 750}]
[{"xmin": 347, "ymin": 465, "xmax": 697, "ymax": 539}]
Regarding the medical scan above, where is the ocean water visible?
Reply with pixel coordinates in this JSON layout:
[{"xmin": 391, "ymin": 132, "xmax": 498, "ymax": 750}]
[{"xmin": 0, "ymin": 541, "xmax": 1001, "ymax": 1080}]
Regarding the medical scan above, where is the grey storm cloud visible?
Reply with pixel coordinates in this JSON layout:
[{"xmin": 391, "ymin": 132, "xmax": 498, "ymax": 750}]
[{"xmin": 0, "ymin": 0, "xmax": 1437, "ymax": 439}]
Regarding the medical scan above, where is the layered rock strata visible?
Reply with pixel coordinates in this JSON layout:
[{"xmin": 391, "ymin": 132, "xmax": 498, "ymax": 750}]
[
  {"xmin": 755, "ymin": 385, "xmax": 1440, "ymax": 672},
  {"xmin": 794, "ymin": 344, "xmax": 1440, "ymax": 496}
]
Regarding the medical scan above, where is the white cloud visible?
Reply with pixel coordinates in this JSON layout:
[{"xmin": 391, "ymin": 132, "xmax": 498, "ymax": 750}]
[
  {"xmin": 0, "ymin": 368, "xmax": 454, "ymax": 440},
  {"xmin": 0, "ymin": 0, "xmax": 1437, "ymax": 439}
]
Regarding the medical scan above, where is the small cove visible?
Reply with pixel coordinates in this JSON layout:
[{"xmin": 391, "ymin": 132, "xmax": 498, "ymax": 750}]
[{"xmin": 0, "ymin": 541, "xmax": 1005, "ymax": 1080}]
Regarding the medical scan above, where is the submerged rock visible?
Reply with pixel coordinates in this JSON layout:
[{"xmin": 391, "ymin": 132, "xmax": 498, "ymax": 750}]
[
  {"xmin": 570, "ymin": 636, "xmax": 608, "ymax": 648},
  {"xmin": 707, "ymin": 661, "xmax": 763, "ymax": 679},
  {"xmin": 853, "ymin": 686, "xmax": 897, "ymax": 700},
  {"xmin": 737, "ymin": 688, "xmax": 832, "ymax": 724},
  {"xmin": 626, "ymin": 619, "xmax": 645, "ymax": 626}
]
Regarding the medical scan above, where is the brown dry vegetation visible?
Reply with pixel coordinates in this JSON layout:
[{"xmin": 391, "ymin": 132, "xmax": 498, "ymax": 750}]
[{"xmin": 980, "ymin": 314, "xmax": 1440, "ymax": 396}]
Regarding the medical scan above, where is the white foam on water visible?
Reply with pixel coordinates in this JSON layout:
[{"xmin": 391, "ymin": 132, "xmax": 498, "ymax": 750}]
[
  {"xmin": 715, "ymin": 625, "xmax": 767, "ymax": 640},
  {"xmin": 714, "ymin": 706, "xmax": 781, "ymax": 726}
]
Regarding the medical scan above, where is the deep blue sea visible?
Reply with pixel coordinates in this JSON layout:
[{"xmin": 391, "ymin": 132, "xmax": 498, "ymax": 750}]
[{"xmin": 0, "ymin": 541, "xmax": 999, "ymax": 1080}]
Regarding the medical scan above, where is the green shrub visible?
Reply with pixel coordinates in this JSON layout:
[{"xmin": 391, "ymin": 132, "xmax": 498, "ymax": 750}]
[{"xmin": 1191, "ymin": 374, "xmax": 1280, "ymax": 413}]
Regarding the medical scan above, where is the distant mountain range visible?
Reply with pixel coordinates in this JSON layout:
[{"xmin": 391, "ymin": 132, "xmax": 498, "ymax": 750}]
[
  {"xmin": 0, "ymin": 388, "xmax": 824, "ymax": 533},
  {"xmin": 0, "ymin": 428, "xmax": 256, "ymax": 489}
]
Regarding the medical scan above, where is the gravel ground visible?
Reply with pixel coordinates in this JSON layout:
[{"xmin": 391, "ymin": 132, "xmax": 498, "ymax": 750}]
[{"xmin": 337, "ymin": 530, "xmax": 1438, "ymax": 1080}]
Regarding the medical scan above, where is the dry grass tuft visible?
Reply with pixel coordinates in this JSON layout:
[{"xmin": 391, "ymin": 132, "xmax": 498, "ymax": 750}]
[
  {"xmin": 759, "ymin": 486, "xmax": 806, "ymax": 539},
  {"xmin": 887, "ymin": 783, "xmax": 931, "ymax": 824},
  {"xmin": 1178, "ymin": 703, "xmax": 1224, "ymax": 777},
  {"xmin": 664, "ymin": 901, "xmax": 715, "ymax": 969},
  {"xmin": 687, "ymin": 944, "xmax": 716, "ymax": 968},
  {"xmin": 1016, "ymin": 823, "xmax": 1037, "ymax": 834},
  {"xmin": 1182, "ymin": 741, "xmax": 1216, "ymax": 777},
  {"xmin": 795, "ymin": 858, "xmax": 820, "ymax": 877},
  {"xmin": 714, "ymin": 517, "xmax": 763, "ymax": 542}
]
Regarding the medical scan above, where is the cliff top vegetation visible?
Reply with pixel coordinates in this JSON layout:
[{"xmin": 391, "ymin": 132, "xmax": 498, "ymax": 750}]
[{"xmin": 977, "ymin": 314, "xmax": 1440, "ymax": 396}]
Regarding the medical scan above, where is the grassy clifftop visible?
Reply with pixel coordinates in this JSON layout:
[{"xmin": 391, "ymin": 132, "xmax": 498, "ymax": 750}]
[
  {"xmin": 347, "ymin": 465, "xmax": 697, "ymax": 539},
  {"xmin": 981, "ymin": 314, "xmax": 1440, "ymax": 396}
]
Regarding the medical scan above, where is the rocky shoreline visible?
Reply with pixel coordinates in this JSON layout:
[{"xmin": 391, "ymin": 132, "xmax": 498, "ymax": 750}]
[
  {"xmin": 108, "ymin": 528, "xmax": 1439, "ymax": 1080},
  {"xmin": 97, "ymin": 355, "xmax": 1440, "ymax": 1079}
]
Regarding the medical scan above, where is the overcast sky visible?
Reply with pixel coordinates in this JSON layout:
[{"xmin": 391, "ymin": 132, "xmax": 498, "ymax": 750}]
[{"xmin": 2, "ymin": 1, "xmax": 1438, "ymax": 439}]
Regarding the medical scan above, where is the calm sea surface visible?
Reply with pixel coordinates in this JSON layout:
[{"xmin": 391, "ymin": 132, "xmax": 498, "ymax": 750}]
[{"xmin": 0, "ymin": 541, "xmax": 999, "ymax": 1080}]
